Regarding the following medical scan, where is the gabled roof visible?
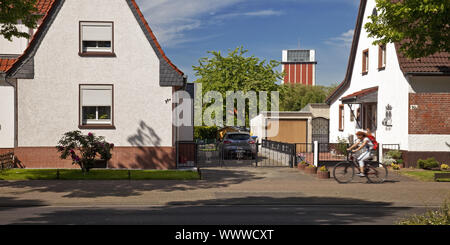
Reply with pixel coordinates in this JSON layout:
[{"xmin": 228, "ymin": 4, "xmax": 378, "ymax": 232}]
[
  {"xmin": 326, "ymin": 0, "xmax": 450, "ymax": 104},
  {"xmin": 1, "ymin": 0, "xmax": 185, "ymax": 86}
]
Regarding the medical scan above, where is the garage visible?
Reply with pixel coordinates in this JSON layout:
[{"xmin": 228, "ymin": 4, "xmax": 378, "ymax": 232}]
[{"xmin": 267, "ymin": 119, "xmax": 307, "ymax": 143}]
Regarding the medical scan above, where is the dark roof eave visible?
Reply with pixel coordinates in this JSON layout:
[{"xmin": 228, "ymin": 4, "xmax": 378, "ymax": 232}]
[{"xmin": 404, "ymin": 72, "xmax": 450, "ymax": 76}]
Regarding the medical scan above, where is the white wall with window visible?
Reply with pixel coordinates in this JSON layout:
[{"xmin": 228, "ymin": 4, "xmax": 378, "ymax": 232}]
[
  {"xmin": 17, "ymin": 0, "xmax": 174, "ymax": 148},
  {"xmin": 329, "ymin": 0, "xmax": 410, "ymax": 151}
]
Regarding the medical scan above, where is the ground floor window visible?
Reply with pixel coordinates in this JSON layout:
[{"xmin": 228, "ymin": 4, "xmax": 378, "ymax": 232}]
[{"xmin": 79, "ymin": 84, "xmax": 114, "ymax": 128}]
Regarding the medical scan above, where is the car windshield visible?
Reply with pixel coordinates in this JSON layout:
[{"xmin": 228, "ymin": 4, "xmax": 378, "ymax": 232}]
[{"xmin": 226, "ymin": 134, "xmax": 250, "ymax": 140}]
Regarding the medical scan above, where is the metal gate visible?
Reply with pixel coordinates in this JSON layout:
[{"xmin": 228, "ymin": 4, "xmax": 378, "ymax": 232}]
[
  {"xmin": 312, "ymin": 117, "xmax": 329, "ymax": 152},
  {"xmin": 194, "ymin": 140, "xmax": 295, "ymax": 168}
]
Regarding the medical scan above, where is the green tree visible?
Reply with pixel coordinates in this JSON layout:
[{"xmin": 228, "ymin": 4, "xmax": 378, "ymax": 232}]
[
  {"xmin": 193, "ymin": 46, "xmax": 282, "ymax": 126},
  {"xmin": 365, "ymin": 0, "xmax": 450, "ymax": 59},
  {"xmin": 0, "ymin": 0, "xmax": 40, "ymax": 41},
  {"xmin": 279, "ymin": 83, "xmax": 337, "ymax": 111}
]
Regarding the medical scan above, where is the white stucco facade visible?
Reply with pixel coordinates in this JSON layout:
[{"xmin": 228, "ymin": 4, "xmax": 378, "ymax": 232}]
[
  {"xmin": 16, "ymin": 0, "xmax": 174, "ymax": 147},
  {"xmin": 0, "ymin": 84, "xmax": 14, "ymax": 148},
  {"xmin": 330, "ymin": 0, "xmax": 410, "ymax": 150},
  {"xmin": 0, "ymin": 23, "xmax": 32, "ymax": 55},
  {"xmin": 329, "ymin": 0, "xmax": 450, "ymax": 155}
]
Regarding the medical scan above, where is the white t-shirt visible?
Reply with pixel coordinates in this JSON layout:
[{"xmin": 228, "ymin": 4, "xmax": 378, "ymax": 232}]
[{"xmin": 356, "ymin": 137, "xmax": 374, "ymax": 152}]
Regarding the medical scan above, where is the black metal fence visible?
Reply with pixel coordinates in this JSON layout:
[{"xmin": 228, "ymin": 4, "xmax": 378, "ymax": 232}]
[
  {"xmin": 190, "ymin": 139, "xmax": 401, "ymax": 169},
  {"xmin": 258, "ymin": 140, "xmax": 296, "ymax": 167}
]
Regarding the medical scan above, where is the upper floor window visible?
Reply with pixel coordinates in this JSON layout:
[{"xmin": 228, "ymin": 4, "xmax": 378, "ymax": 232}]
[
  {"xmin": 362, "ymin": 49, "xmax": 369, "ymax": 75},
  {"xmin": 79, "ymin": 21, "xmax": 115, "ymax": 57},
  {"xmin": 378, "ymin": 44, "xmax": 386, "ymax": 70}
]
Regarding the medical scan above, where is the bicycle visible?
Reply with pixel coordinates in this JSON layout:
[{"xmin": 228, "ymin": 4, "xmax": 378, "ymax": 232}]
[{"xmin": 333, "ymin": 152, "xmax": 388, "ymax": 184}]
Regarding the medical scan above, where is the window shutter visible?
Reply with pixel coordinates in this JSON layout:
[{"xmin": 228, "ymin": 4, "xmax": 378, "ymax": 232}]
[
  {"xmin": 362, "ymin": 51, "xmax": 366, "ymax": 73},
  {"xmin": 339, "ymin": 105, "xmax": 344, "ymax": 131},
  {"xmin": 81, "ymin": 23, "xmax": 112, "ymax": 41},
  {"xmin": 81, "ymin": 86, "xmax": 112, "ymax": 106},
  {"xmin": 378, "ymin": 46, "xmax": 382, "ymax": 69}
]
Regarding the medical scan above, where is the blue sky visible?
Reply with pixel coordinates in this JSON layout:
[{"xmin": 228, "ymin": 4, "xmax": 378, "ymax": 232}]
[{"xmin": 135, "ymin": 0, "xmax": 361, "ymax": 86}]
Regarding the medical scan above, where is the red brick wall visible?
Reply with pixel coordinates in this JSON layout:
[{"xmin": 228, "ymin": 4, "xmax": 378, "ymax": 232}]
[
  {"xmin": 11, "ymin": 147, "xmax": 176, "ymax": 169},
  {"xmin": 409, "ymin": 93, "xmax": 450, "ymax": 134},
  {"xmin": 0, "ymin": 149, "xmax": 14, "ymax": 155}
]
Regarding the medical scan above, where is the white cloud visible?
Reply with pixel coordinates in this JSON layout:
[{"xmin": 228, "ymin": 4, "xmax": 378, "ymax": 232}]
[
  {"xmin": 324, "ymin": 29, "xmax": 354, "ymax": 48},
  {"xmin": 135, "ymin": 0, "xmax": 284, "ymax": 47},
  {"xmin": 214, "ymin": 9, "xmax": 284, "ymax": 20}
]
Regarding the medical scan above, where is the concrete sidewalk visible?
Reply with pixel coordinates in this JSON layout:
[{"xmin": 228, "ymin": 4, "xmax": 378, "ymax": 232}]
[{"xmin": 0, "ymin": 167, "xmax": 449, "ymax": 208}]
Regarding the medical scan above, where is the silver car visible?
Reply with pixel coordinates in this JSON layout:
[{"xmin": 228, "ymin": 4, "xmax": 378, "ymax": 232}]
[{"xmin": 218, "ymin": 132, "xmax": 257, "ymax": 160}]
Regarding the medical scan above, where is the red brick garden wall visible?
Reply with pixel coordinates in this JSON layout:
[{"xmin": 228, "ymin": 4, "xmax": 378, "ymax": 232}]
[{"xmin": 409, "ymin": 93, "xmax": 450, "ymax": 134}]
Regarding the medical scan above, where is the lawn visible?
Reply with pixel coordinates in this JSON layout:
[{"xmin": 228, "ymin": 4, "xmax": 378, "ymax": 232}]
[
  {"xmin": 0, "ymin": 169, "xmax": 200, "ymax": 181},
  {"xmin": 399, "ymin": 170, "xmax": 450, "ymax": 182}
]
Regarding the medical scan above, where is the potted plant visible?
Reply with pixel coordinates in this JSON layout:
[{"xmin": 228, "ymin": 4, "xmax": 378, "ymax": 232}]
[
  {"xmin": 391, "ymin": 163, "xmax": 401, "ymax": 171},
  {"xmin": 317, "ymin": 166, "xmax": 330, "ymax": 179},
  {"xmin": 298, "ymin": 161, "xmax": 309, "ymax": 171},
  {"xmin": 305, "ymin": 164, "xmax": 317, "ymax": 175}
]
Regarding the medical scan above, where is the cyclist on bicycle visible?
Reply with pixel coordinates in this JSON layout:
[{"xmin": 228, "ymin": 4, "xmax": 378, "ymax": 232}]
[{"xmin": 347, "ymin": 131, "xmax": 374, "ymax": 177}]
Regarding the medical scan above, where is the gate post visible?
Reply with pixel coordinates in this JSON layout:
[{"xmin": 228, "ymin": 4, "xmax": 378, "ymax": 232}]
[{"xmin": 313, "ymin": 141, "xmax": 319, "ymax": 167}]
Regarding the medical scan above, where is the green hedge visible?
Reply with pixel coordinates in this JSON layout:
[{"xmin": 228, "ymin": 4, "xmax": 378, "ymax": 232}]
[
  {"xmin": 417, "ymin": 157, "xmax": 440, "ymax": 169},
  {"xmin": 194, "ymin": 126, "xmax": 218, "ymax": 140}
]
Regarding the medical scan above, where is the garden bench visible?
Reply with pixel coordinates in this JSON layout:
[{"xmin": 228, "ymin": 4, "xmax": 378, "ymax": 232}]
[
  {"xmin": 0, "ymin": 152, "xmax": 15, "ymax": 170},
  {"xmin": 434, "ymin": 172, "xmax": 450, "ymax": 182}
]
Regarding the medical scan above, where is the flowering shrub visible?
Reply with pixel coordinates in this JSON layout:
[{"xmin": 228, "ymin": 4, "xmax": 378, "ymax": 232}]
[
  {"xmin": 56, "ymin": 131, "xmax": 114, "ymax": 173},
  {"xmin": 307, "ymin": 164, "xmax": 316, "ymax": 169},
  {"xmin": 441, "ymin": 164, "xmax": 449, "ymax": 171},
  {"xmin": 319, "ymin": 166, "xmax": 328, "ymax": 172}
]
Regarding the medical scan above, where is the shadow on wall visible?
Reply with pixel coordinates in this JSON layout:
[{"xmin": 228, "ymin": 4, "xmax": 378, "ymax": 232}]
[{"xmin": 108, "ymin": 121, "xmax": 175, "ymax": 170}]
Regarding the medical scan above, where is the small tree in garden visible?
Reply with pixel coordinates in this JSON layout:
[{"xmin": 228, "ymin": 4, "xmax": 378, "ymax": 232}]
[{"xmin": 56, "ymin": 131, "xmax": 114, "ymax": 173}]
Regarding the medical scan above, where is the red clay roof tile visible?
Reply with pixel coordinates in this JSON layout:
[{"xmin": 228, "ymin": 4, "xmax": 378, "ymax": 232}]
[
  {"xmin": 395, "ymin": 43, "xmax": 450, "ymax": 74},
  {"xmin": 0, "ymin": 58, "xmax": 17, "ymax": 72}
]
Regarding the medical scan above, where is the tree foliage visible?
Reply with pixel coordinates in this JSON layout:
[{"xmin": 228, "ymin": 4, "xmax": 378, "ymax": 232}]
[
  {"xmin": 0, "ymin": 0, "xmax": 41, "ymax": 41},
  {"xmin": 193, "ymin": 46, "xmax": 282, "ymax": 96},
  {"xmin": 193, "ymin": 46, "xmax": 282, "ymax": 126},
  {"xmin": 365, "ymin": 0, "xmax": 450, "ymax": 59},
  {"xmin": 279, "ymin": 83, "xmax": 337, "ymax": 111}
]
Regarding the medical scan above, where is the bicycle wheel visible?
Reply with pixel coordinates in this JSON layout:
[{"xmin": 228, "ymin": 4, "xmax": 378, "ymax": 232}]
[
  {"xmin": 365, "ymin": 165, "xmax": 388, "ymax": 183},
  {"xmin": 333, "ymin": 161, "xmax": 355, "ymax": 184}
]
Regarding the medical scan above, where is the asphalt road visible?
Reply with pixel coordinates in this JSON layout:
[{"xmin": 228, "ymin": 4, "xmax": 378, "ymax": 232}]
[{"xmin": 0, "ymin": 204, "xmax": 430, "ymax": 225}]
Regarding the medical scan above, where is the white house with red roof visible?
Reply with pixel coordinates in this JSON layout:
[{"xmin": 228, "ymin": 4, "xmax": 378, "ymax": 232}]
[
  {"xmin": 326, "ymin": 0, "xmax": 450, "ymax": 167},
  {"xmin": 0, "ymin": 0, "xmax": 192, "ymax": 169}
]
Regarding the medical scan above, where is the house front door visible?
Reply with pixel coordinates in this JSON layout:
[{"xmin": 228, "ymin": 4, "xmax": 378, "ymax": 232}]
[
  {"xmin": 0, "ymin": 86, "xmax": 14, "ymax": 148},
  {"xmin": 362, "ymin": 103, "xmax": 377, "ymax": 133}
]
